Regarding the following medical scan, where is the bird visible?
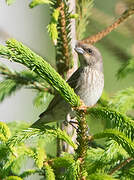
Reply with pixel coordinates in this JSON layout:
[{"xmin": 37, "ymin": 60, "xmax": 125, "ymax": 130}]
[{"xmin": 31, "ymin": 42, "xmax": 104, "ymax": 128}]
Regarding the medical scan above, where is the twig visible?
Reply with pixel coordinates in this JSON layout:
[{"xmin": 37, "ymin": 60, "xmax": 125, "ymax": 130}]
[
  {"xmin": 0, "ymin": 66, "xmax": 54, "ymax": 94},
  {"xmin": 82, "ymin": 8, "xmax": 134, "ymax": 44},
  {"xmin": 91, "ymin": 7, "xmax": 131, "ymax": 37},
  {"xmin": 109, "ymin": 157, "xmax": 133, "ymax": 175}
]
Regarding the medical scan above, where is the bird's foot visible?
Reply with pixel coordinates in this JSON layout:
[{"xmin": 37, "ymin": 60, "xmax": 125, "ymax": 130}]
[
  {"xmin": 69, "ymin": 121, "xmax": 78, "ymax": 130},
  {"xmin": 69, "ymin": 120, "xmax": 78, "ymax": 125},
  {"xmin": 63, "ymin": 119, "xmax": 78, "ymax": 130}
]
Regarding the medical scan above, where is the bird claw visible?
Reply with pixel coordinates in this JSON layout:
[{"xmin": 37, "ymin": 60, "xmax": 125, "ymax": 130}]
[{"xmin": 63, "ymin": 119, "xmax": 78, "ymax": 130}]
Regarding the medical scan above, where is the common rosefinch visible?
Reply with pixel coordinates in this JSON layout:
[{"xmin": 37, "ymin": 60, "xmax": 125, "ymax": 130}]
[{"xmin": 31, "ymin": 43, "xmax": 104, "ymax": 127}]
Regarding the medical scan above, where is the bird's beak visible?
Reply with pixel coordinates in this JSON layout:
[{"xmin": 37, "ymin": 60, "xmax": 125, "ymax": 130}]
[{"xmin": 74, "ymin": 46, "xmax": 84, "ymax": 54}]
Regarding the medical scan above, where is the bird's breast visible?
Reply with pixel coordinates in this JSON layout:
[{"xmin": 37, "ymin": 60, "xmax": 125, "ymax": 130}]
[{"xmin": 76, "ymin": 67, "xmax": 104, "ymax": 106}]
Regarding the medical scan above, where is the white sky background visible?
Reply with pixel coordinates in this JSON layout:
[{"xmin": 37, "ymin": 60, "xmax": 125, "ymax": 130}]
[{"xmin": 0, "ymin": 0, "xmax": 54, "ymax": 123}]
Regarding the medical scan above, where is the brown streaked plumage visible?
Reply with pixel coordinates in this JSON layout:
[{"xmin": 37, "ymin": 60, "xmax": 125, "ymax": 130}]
[{"xmin": 31, "ymin": 43, "xmax": 104, "ymax": 128}]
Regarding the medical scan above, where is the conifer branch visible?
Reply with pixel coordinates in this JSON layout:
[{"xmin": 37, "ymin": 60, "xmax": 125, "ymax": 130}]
[
  {"xmin": 82, "ymin": 7, "xmax": 134, "ymax": 44},
  {"xmin": 109, "ymin": 157, "xmax": 133, "ymax": 175},
  {"xmin": 0, "ymin": 64, "xmax": 54, "ymax": 95},
  {"xmin": 51, "ymin": 0, "xmax": 72, "ymax": 75},
  {"xmin": 63, "ymin": 159, "xmax": 80, "ymax": 180},
  {"xmin": 47, "ymin": 155, "xmax": 76, "ymax": 179},
  {"xmin": 94, "ymin": 129, "xmax": 134, "ymax": 157},
  {"xmin": 7, "ymin": 127, "xmax": 77, "ymax": 149},
  {"xmin": 0, "ymin": 122, "xmax": 11, "ymax": 141},
  {"xmin": 33, "ymin": 146, "xmax": 45, "ymax": 168},
  {"xmin": 0, "ymin": 39, "xmax": 81, "ymax": 107},
  {"xmin": 103, "ymin": 140, "xmax": 128, "ymax": 165},
  {"xmin": 47, "ymin": 8, "xmax": 60, "ymax": 45},
  {"xmin": 88, "ymin": 107, "xmax": 134, "ymax": 140},
  {"xmin": 57, "ymin": 0, "xmax": 70, "ymax": 70},
  {"xmin": 48, "ymin": 155, "xmax": 75, "ymax": 169},
  {"xmin": 43, "ymin": 161, "xmax": 55, "ymax": 180},
  {"xmin": 85, "ymin": 140, "xmax": 129, "ymax": 175}
]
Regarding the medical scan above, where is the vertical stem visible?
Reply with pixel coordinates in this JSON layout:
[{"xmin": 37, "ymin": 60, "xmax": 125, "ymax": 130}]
[
  {"xmin": 62, "ymin": 0, "xmax": 78, "ymax": 154},
  {"xmin": 55, "ymin": 0, "xmax": 74, "ymax": 156},
  {"xmin": 55, "ymin": 0, "xmax": 78, "ymax": 155},
  {"xmin": 56, "ymin": 0, "xmax": 72, "ymax": 75},
  {"xmin": 76, "ymin": 109, "xmax": 88, "ymax": 180}
]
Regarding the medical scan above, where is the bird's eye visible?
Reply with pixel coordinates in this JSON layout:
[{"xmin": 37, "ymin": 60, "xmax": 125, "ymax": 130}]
[{"xmin": 87, "ymin": 48, "xmax": 92, "ymax": 54}]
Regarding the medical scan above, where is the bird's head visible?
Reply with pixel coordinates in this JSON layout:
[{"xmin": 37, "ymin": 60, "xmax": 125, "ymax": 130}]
[{"xmin": 75, "ymin": 42, "xmax": 103, "ymax": 71}]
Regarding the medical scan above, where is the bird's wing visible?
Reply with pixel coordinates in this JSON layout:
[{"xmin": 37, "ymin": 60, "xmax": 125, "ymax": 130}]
[
  {"xmin": 39, "ymin": 92, "xmax": 61, "ymax": 117},
  {"xmin": 67, "ymin": 67, "xmax": 82, "ymax": 90},
  {"xmin": 39, "ymin": 67, "xmax": 82, "ymax": 118}
]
